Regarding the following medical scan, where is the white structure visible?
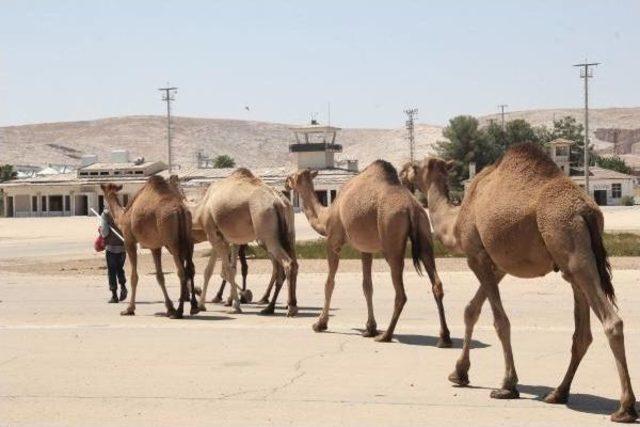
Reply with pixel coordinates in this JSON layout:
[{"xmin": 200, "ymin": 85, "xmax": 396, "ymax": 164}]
[
  {"xmin": 547, "ymin": 138, "xmax": 573, "ymax": 175},
  {"xmin": 1, "ymin": 151, "xmax": 167, "ymax": 217},
  {"xmin": 571, "ymin": 167, "xmax": 635, "ymax": 206}
]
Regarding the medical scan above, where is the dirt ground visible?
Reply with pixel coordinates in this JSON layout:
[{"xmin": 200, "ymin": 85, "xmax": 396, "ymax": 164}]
[{"xmin": 1, "ymin": 216, "xmax": 640, "ymax": 426}]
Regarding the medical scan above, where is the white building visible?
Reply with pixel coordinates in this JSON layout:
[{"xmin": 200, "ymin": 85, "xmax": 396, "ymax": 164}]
[{"xmin": 1, "ymin": 150, "xmax": 166, "ymax": 217}]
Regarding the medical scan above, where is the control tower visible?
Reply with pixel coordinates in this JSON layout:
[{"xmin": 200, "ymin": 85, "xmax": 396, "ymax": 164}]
[{"xmin": 288, "ymin": 121, "xmax": 343, "ymax": 169}]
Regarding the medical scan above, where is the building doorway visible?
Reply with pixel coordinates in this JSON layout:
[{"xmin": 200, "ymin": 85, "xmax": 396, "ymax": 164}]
[
  {"xmin": 98, "ymin": 195, "xmax": 105, "ymax": 213},
  {"xmin": 315, "ymin": 190, "xmax": 328, "ymax": 207},
  {"xmin": 75, "ymin": 195, "xmax": 88, "ymax": 216},
  {"xmin": 594, "ymin": 190, "xmax": 608, "ymax": 206},
  {"xmin": 6, "ymin": 196, "xmax": 14, "ymax": 217}
]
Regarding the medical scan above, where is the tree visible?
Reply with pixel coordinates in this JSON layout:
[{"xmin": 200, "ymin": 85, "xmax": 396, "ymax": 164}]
[
  {"xmin": 435, "ymin": 116, "xmax": 495, "ymax": 190},
  {"xmin": 0, "ymin": 164, "xmax": 16, "ymax": 182},
  {"xmin": 484, "ymin": 119, "xmax": 542, "ymax": 159},
  {"xmin": 213, "ymin": 155, "xmax": 236, "ymax": 168},
  {"xmin": 595, "ymin": 155, "xmax": 632, "ymax": 175}
]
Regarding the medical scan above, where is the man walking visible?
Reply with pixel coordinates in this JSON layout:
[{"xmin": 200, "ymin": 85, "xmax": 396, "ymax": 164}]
[{"xmin": 101, "ymin": 209, "xmax": 128, "ymax": 303}]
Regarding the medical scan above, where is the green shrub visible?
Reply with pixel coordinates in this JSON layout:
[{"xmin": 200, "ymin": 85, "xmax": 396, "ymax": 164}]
[{"xmin": 620, "ymin": 195, "xmax": 635, "ymax": 206}]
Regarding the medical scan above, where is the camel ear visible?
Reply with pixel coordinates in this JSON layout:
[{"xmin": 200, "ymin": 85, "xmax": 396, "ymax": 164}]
[
  {"xmin": 310, "ymin": 170, "xmax": 319, "ymax": 179},
  {"xmin": 445, "ymin": 160, "xmax": 455, "ymax": 171},
  {"xmin": 284, "ymin": 176, "xmax": 292, "ymax": 190}
]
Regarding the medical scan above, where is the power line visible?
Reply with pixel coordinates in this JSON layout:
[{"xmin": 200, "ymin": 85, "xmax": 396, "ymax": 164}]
[
  {"xmin": 158, "ymin": 85, "xmax": 178, "ymax": 172},
  {"xmin": 498, "ymin": 104, "xmax": 508, "ymax": 131},
  {"xmin": 404, "ymin": 108, "xmax": 418, "ymax": 163},
  {"xmin": 573, "ymin": 61, "xmax": 599, "ymax": 196}
]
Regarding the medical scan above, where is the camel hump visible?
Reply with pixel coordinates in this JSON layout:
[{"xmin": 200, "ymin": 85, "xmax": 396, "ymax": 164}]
[
  {"xmin": 232, "ymin": 168, "xmax": 256, "ymax": 179},
  {"xmin": 497, "ymin": 143, "xmax": 561, "ymax": 178},
  {"xmin": 366, "ymin": 160, "xmax": 401, "ymax": 185}
]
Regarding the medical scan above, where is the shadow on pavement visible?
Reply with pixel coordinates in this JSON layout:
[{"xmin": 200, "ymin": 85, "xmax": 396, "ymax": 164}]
[{"xmin": 394, "ymin": 333, "xmax": 489, "ymax": 349}]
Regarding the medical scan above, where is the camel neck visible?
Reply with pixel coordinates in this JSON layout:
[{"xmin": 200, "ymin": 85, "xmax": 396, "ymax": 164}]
[
  {"xmin": 104, "ymin": 193, "xmax": 125, "ymax": 226},
  {"xmin": 296, "ymin": 182, "xmax": 329, "ymax": 237},
  {"xmin": 424, "ymin": 179, "xmax": 460, "ymax": 251}
]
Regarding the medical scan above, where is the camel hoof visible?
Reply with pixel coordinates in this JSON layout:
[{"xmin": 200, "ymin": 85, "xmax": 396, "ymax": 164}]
[
  {"xmin": 312, "ymin": 321, "xmax": 328, "ymax": 332},
  {"xmin": 437, "ymin": 336, "xmax": 453, "ymax": 348},
  {"xmin": 240, "ymin": 290, "xmax": 253, "ymax": 304},
  {"xmin": 611, "ymin": 405, "xmax": 638, "ymax": 423},
  {"xmin": 211, "ymin": 296, "xmax": 222, "ymax": 304},
  {"xmin": 257, "ymin": 298, "xmax": 270, "ymax": 305},
  {"xmin": 169, "ymin": 311, "xmax": 183, "ymax": 319},
  {"xmin": 490, "ymin": 388, "xmax": 519, "ymax": 399},
  {"xmin": 259, "ymin": 305, "xmax": 275, "ymax": 315},
  {"xmin": 120, "ymin": 308, "xmax": 135, "ymax": 316},
  {"xmin": 224, "ymin": 298, "xmax": 233, "ymax": 307},
  {"xmin": 374, "ymin": 333, "xmax": 392, "ymax": 343},
  {"xmin": 448, "ymin": 371, "xmax": 469, "ymax": 386},
  {"xmin": 286, "ymin": 305, "xmax": 298, "ymax": 317},
  {"xmin": 197, "ymin": 304, "xmax": 207, "ymax": 312},
  {"xmin": 362, "ymin": 327, "xmax": 378, "ymax": 338},
  {"xmin": 190, "ymin": 306, "xmax": 201, "ymax": 316},
  {"xmin": 227, "ymin": 307, "xmax": 242, "ymax": 314},
  {"xmin": 543, "ymin": 389, "xmax": 568, "ymax": 404}
]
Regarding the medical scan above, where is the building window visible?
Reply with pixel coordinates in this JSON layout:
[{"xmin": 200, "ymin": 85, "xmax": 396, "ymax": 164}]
[
  {"xmin": 555, "ymin": 146, "xmax": 569, "ymax": 156},
  {"xmin": 32, "ymin": 196, "xmax": 38, "ymax": 211},
  {"xmin": 49, "ymin": 195, "xmax": 63, "ymax": 211},
  {"xmin": 41, "ymin": 196, "xmax": 47, "ymax": 212},
  {"xmin": 64, "ymin": 195, "xmax": 71, "ymax": 211},
  {"xmin": 612, "ymin": 183, "xmax": 622, "ymax": 198},
  {"xmin": 122, "ymin": 194, "xmax": 129, "ymax": 206}
]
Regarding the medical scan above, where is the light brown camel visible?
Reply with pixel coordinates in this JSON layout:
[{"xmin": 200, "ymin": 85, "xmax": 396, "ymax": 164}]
[
  {"xmin": 191, "ymin": 168, "xmax": 298, "ymax": 316},
  {"xmin": 285, "ymin": 160, "xmax": 451, "ymax": 345},
  {"xmin": 100, "ymin": 176, "xmax": 199, "ymax": 318},
  {"xmin": 403, "ymin": 143, "xmax": 637, "ymax": 423}
]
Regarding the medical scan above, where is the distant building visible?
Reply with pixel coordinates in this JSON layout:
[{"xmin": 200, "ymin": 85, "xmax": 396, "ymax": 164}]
[{"xmin": 1, "ymin": 150, "xmax": 166, "ymax": 217}]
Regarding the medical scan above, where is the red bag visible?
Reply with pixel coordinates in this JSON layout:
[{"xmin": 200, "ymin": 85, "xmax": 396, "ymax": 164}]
[{"xmin": 94, "ymin": 227, "xmax": 106, "ymax": 252}]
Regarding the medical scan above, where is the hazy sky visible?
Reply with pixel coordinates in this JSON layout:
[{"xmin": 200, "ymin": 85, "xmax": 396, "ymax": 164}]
[{"xmin": 1, "ymin": 1, "xmax": 639, "ymax": 128}]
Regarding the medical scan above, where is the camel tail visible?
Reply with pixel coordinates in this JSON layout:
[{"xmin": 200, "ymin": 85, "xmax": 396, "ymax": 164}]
[
  {"xmin": 582, "ymin": 211, "xmax": 616, "ymax": 308},
  {"xmin": 408, "ymin": 210, "xmax": 423, "ymax": 276},
  {"xmin": 178, "ymin": 207, "xmax": 196, "ymax": 291},
  {"xmin": 275, "ymin": 203, "xmax": 294, "ymax": 259}
]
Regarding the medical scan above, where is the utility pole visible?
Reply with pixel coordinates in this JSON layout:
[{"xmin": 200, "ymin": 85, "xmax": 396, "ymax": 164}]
[
  {"xmin": 498, "ymin": 104, "xmax": 508, "ymax": 131},
  {"xmin": 404, "ymin": 108, "xmax": 418, "ymax": 163},
  {"xmin": 573, "ymin": 61, "xmax": 599, "ymax": 196},
  {"xmin": 158, "ymin": 85, "xmax": 178, "ymax": 172}
]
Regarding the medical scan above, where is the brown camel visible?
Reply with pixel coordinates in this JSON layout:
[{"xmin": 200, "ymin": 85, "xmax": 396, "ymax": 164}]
[
  {"xmin": 100, "ymin": 176, "xmax": 199, "ymax": 318},
  {"xmin": 191, "ymin": 168, "xmax": 298, "ymax": 316},
  {"xmin": 403, "ymin": 143, "xmax": 637, "ymax": 423},
  {"xmin": 285, "ymin": 160, "xmax": 451, "ymax": 345}
]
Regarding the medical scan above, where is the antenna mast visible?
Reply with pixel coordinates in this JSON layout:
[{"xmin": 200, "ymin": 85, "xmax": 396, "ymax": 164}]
[
  {"xmin": 158, "ymin": 84, "xmax": 178, "ymax": 172},
  {"xmin": 404, "ymin": 108, "xmax": 418, "ymax": 163}
]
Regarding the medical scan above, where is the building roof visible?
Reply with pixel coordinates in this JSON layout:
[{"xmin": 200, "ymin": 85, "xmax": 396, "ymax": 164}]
[
  {"xmin": 548, "ymin": 138, "xmax": 575, "ymax": 145},
  {"xmin": 79, "ymin": 161, "xmax": 164, "ymax": 171},
  {"xmin": 290, "ymin": 125, "xmax": 341, "ymax": 133},
  {"xmin": 572, "ymin": 166, "xmax": 635, "ymax": 180}
]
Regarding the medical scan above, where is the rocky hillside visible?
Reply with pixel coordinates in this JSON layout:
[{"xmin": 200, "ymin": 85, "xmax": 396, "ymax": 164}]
[{"xmin": 0, "ymin": 115, "xmax": 443, "ymax": 170}]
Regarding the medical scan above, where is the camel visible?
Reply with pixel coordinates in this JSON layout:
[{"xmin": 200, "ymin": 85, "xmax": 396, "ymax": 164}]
[
  {"xmin": 402, "ymin": 143, "xmax": 637, "ymax": 423},
  {"xmin": 100, "ymin": 176, "xmax": 199, "ymax": 318},
  {"xmin": 191, "ymin": 168, "xmax": 298, "ymax": 316},
  {"xmin": 285, "ymin": 160, "xmax": 451, "ymax": 345}
]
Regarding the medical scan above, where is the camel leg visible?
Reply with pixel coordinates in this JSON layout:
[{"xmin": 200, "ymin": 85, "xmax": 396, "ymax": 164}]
[
  {"xmin": 420, "ymin": 250, "xmax": 452, "ymax": 348},
  {"xmin": 257, "ymin": 258, "xmax": 278, "ymax": 304},
  {"xmin": 261, "ymin": 240, "xmax": 298, "ymax": 316},
  {"xmin": 170, "ymin": 251, "xmax": 188, "ymax": 319},
  {"xmin": 200, "ymin": 252, "xmax": 217, "ymax": 309},
  {"xmin": 239, "ymin": 244, "xmax": 249, "ymax": 291},
  {"xmin": 544, "ymin": 284, "xmax": 591, "ymax": 404},
  {"xmin": 448, "ymin": 287, "xmax": 486, "ymax": 386},
  {"xmin": 375, "ymin": 253, "xmax": 407, "ymax": 343},
  {"xmin": 120, "ymin": 243, "xmax": 139, "ymax": 316},
  {"xmin": 360, "ymin": 253, "xmax": 378, "ymax": 337},
  {"xmin": 568, "ymin": 264, "xmax": 637, "ymax": 422},
  {"xmin": 212, "ymin": 280, "xmax": 226, "ymax": 303},
  {"xmin": 313, "ymin": 246, "xmax": 341, "ymax": 332},
  {"xmin": 217, "ymin": 243, "xmax": 241, "ymax": 314},
  {"xmin": 151, "ymin": 248, "xmax": 176, "ymax": 317},
  {"xmin": 259, "ymin": 261, "xmax": 284, "ymax": 315},
  {"xmin": 468, "ymin": 253, "xmax": 518, "ymax": 399}
]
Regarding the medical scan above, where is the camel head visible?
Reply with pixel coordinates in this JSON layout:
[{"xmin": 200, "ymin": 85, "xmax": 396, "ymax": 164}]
[
  {"xmin": 100, "ymin": 183, "xmax": 123, "ymax": 197},
  {"xmin": 285, "ymin": 169, "xmax": 318, "ymax": 191},
  {"xmin": 399, "ymin": 162, "xmax": 417, "ymax": 193},
  {"xmin": 413, "ymin": 157, "xmax": 455, "ymax": 192}
]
